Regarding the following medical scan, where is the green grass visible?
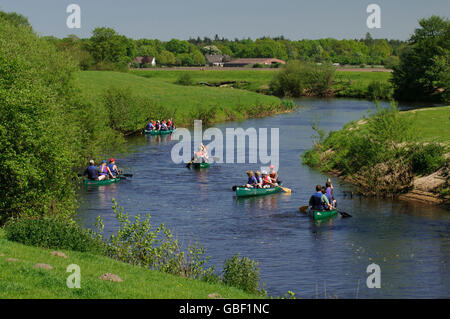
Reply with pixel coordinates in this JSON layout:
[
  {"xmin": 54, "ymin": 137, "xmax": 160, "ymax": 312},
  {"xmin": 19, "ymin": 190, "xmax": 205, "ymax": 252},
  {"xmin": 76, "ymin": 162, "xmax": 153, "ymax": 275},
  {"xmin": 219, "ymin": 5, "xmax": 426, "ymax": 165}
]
[
  {"xmin": 131, "ymin": 69, "xmax": 392, "ymax": 97},
  {"xmin": 402, "ymin": 106, "xmax": 450, "ymax": 144},
  {"xmin": 0, "ymin": 229, "xmax": 260, "ymax": 299},
  {"xmin": 75, "ymin": 71, "xmax": 283, "ymax": 127}
]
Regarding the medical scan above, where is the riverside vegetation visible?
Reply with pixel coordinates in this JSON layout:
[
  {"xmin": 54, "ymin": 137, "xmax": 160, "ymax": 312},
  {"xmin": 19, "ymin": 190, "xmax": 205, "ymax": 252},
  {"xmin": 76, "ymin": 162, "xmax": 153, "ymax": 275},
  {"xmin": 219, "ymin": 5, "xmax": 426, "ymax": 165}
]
[
  {"xmin": 2, "ymin": 200, "xmax": 266, "ymax": 297},
  {"xmin": 0, "ymin": 12, "xmax": 275, "ymax": 297},
  {"xmin": 302, "ymin": 105, "xmax": 450, "ymax": 199}
]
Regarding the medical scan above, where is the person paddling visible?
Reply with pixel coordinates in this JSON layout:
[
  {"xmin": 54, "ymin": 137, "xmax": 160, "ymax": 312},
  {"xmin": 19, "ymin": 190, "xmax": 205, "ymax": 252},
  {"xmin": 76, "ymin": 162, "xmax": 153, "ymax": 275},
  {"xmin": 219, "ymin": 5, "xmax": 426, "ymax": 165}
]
[
  {"xmin": 261, "ymin": 170, "xmax": 273, "ymax": 188},
  {"xmin": 309, "ymin": 185, "xmax": 332, "ymax": 211},
  {"xmin": 108, "ymin": 158, "xmax": 119, "ymax": 177},
  {"xmin": 85, "ymin": 160, "xmax": 99, "ymax": 180},
  {"xmin": 245, "ymin": 170, "xmax": 258, "ymax": 188},
  {"xmin": 325, "ymin": 181, "xmax": 336, "ymax": 208},
  {"xmin": 98, "ymin": 160, "xmax": 114, "ymax": 181},
  {"xmin": 254, "ymin": 170, "xmax": 263, "ymax": 188},
  {"xmin": 146, "ymin": 121, "xmax": 154, "ymax": 131}
]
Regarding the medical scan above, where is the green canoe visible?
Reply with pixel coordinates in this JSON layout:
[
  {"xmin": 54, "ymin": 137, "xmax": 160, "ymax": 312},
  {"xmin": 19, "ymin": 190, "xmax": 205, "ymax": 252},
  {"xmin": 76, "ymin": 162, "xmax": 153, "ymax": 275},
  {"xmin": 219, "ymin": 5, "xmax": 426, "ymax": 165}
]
[
  {"xmin": 235, "ymin": 186, "xmax": 282, "ymax": 197},
  {"xmin": 143, "ymin": 129, "xmax": 175, "ymax": 136},
  {"xmin": 192, "ymin": 162, "xmax": 210, "ymax": 169},
  {"xmin": 83, "ymin": 177, "xmax": 121, "ymax": 186},
  {"xmin": 310, "ymin": 209, "xmax": 338, "ymax": 220}
]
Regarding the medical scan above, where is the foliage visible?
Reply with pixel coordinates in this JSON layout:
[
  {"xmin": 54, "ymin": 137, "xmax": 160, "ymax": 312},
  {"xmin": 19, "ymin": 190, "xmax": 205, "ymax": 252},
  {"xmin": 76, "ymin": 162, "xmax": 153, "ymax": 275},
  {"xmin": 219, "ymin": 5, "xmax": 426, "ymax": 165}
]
[
  {"xmin": 410, "ymin": 143, "xmax": 446, "ymax": 175},
  {"xmin": 102, "ymin": 87, "xmax": 152, "ymax": 134},
  {"xmin": 86, "ymin": 27, "xmax": 135, "ymax": 69},
  {"xmin": 0, "ymin": 15, "xmax": 84, "ymax": 224},
  {"xmin": 0, "ymin": 229, "xmax": 260, "ymax": 299},
  {"xmin": 175, "ymin": 73, "xmax": 194, "ymax": 86},
  {"xmin": 270, "ymin": 61, "xmax": 335, "ymax": 97},
  {"xmin": 94, "ymin": 200, "xmax": 215, "ymax": 280},
  {"xmin": 392, "ymin": 16, "xmax": 450, "ymax": 103},
  {"xmin": 302, "ymin": 104, "xmax": 449, "ymax": 196},
  {"xmin": 4, "ymin": 217, "xmax": 105, "ymax": 254},
  {"xmin": 367, "ymin": 80, "xmax": 393, "ymax": 100},
  {"xmin": 223, "ymin": 254, "xmax": 265, "ymax": 296}
]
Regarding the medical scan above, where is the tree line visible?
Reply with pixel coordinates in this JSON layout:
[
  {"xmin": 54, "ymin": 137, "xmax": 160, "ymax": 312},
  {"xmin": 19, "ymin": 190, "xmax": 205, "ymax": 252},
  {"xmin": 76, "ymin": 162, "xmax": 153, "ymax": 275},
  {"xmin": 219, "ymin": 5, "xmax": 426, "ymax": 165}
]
[{"xmin": 42, "ymin": 27, "xmax": 404, "ymax": 70}]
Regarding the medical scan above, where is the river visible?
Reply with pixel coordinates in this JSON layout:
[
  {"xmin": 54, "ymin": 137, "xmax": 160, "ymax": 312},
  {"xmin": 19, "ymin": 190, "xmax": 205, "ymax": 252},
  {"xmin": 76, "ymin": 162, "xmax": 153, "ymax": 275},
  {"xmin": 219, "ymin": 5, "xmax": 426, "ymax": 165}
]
[{"xmin": 76, "ymin": 98, "xmax": 449, "ymax": 298}]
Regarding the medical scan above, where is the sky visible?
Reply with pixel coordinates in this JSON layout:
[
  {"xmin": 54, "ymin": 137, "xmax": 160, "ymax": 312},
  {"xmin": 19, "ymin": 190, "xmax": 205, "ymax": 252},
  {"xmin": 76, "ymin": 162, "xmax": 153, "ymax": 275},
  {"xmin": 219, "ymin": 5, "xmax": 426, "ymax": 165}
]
[{"xmin": 0, "ymin": 0, "xmax": 449, "ymax": 40}]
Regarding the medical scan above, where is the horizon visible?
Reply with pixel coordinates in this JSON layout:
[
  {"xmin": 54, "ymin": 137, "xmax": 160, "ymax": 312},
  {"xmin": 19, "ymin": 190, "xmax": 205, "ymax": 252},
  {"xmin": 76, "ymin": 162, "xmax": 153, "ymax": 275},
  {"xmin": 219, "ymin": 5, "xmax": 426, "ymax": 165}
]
[{"xmin": 0, "ymin": 0, "xmax": 449, "ymax": 41}]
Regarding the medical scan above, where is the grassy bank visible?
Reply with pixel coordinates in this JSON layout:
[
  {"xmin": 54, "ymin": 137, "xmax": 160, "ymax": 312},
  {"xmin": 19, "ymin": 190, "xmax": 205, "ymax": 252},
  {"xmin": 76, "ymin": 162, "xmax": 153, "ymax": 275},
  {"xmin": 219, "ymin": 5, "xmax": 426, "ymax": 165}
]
[
  {"xmin": 131, "ymin": 69, "xmax": 392, "ymax": 98},
  {"xmin": 302, "ymin": 105, "xmax": 450, "ymax": 199},
  {"xmin": 0, "ymin": 229, "xmax": 259, "ymax": 299},
  {"xmin": 76, "ymin": 71, "xmax": 291, "ymax": 131}
]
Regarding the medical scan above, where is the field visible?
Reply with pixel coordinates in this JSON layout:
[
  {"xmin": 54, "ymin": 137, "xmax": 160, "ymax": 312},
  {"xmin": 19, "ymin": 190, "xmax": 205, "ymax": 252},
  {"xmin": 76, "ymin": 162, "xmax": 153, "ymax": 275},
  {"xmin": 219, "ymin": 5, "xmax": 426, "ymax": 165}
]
[
  {"xmin": 403, "ymin": 106, "xmax": 450, "ymax": 144},
  {"xmin": 75, "ymin": 71, "xmax": 285, "ymax": 128},
  {"xmin": 131, "ymin": 68, "xmax": 392, "ymax": 97},
  {"xmin": 0, "ymin": 229, "xmax": 260, "ymax": 299}
]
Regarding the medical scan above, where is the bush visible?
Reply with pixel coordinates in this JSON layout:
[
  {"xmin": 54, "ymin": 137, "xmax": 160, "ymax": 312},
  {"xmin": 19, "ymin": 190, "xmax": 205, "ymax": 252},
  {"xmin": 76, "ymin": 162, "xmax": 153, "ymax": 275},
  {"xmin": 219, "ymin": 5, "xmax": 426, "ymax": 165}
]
[
  {"xmin": 222, "ymin": 254, "xmax": 265, "ymax": 295},
  {"xmin": 94, "ymin": 200, "xmax": 215, "ymax": 280},
  {"xmin": 270, "ymin": 61, "xmax": 335, "ymax": 97},
  {"xmin": 411, "ymin": 143, "xmax": 446, "ymax": 175},
  {"xmin": 367, "ymin": 80, "xmax": 393, "ymax": 100},
  {"xmin": 175, "ymin": 73, "xmax": 194, "ymax": 86},
  {"xmin": 103, "ymin": 86, "xmax": 152, "ymax": 134},
  {"xmin": 4, "ymin": 217, "xmax": 105, "ymax": 254}
]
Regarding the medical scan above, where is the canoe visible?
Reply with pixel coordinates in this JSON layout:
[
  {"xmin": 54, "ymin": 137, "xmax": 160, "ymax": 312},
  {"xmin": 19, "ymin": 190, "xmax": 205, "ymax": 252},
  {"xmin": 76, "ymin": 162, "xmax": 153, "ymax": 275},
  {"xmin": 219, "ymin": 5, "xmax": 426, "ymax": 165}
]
[
  {"xmin": 83, "ymin": 177, "xmax": 121, "ymax": 186},
  {"xmin": 235, "ymin": 186, "xmax": 282, "ymax": 197},
  {"xmin": 310, "ymin": 209, "xmax": 338, "ymax": 220},
  {"xmin": 192, "ymin": 162, "xmax": 210, "ymax": 169},
  {"xmin": 143, "ymin": 129, "xmax": 175, "ymax": 136}
]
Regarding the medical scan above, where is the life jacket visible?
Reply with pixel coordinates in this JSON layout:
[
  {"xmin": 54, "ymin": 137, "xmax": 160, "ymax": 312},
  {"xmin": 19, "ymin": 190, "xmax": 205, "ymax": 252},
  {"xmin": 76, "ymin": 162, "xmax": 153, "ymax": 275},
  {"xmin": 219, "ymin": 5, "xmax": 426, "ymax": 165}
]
[
  {"xmin": 309, "ymin": 192, "xmax": 324, "ymax": 210},
  {"xmin": 99, "ymin": 165, "xmax": 109, "ymax": 176},
  {"xmin": 108, "ymin": 163, "xmax": 117, "ymax": 176},
  {"xmin": 87, "ymin": 165, "xmax": 98, "ymax": 180},
  {"xmin": 247, "ymin": 176, "xmax": 257, "ymax": 186},
  {"xmin": 263, "ymin": 176, "xmax": 271, "ymax": 185}
]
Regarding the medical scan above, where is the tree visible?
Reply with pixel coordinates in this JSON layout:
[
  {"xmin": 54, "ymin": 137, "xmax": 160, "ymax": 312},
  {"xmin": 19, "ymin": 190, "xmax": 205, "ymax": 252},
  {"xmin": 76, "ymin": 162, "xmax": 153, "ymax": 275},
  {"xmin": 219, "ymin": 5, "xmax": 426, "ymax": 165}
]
[
  {"xmin": 87, "ymin": 27, "xmax": 134, "ymax": 64},
  {"xmin": 392, "ymin": 16, "xmax": 450, "ymax": 102}
]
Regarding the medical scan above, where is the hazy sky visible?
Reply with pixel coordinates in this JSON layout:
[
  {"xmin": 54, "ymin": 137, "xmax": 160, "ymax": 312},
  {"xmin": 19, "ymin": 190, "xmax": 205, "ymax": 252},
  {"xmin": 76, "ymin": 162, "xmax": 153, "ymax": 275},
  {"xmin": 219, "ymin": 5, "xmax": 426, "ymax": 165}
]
[{"xmin": 0, "ymin": 0, "xmax": 449, "ymax": 40}]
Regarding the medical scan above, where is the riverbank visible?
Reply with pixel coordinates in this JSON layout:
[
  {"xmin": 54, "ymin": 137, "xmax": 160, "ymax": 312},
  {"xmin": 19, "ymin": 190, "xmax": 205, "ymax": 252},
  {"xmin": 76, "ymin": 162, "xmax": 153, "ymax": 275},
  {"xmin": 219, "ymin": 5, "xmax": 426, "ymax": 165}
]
[
  {"xmin": 131, "ymin": 69, "xmax": 392, "ymax": 99},
  {"xmin": 302, "ymin": 106, "xmax": 450, "ymax": 206},
  {"xmin": 0, "ymin": 229, "xmax": 260, "ymax": 299},
  {"xmin": 76, "ymin": 71, "xmax": 294, "ymax": 134}
]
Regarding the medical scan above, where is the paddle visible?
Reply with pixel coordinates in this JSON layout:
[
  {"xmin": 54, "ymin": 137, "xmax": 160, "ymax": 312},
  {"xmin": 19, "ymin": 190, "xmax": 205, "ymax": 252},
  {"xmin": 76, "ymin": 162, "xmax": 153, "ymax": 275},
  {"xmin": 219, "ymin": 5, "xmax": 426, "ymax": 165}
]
[
  {"xmin": 278, "ymin": 186, "xmax": 291, "ymax": 193},
  {"xmin": 299, "ymin": 205, "xmax": 308, "ymax": 213}
]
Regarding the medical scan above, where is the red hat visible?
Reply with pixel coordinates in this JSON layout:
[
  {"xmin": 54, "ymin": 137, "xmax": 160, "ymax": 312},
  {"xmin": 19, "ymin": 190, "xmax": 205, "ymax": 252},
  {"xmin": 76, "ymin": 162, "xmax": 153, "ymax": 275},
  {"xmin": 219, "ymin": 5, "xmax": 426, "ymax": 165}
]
[{"xmin": 109, "ymin": 158, "xmax": 115, "ymax": 162}]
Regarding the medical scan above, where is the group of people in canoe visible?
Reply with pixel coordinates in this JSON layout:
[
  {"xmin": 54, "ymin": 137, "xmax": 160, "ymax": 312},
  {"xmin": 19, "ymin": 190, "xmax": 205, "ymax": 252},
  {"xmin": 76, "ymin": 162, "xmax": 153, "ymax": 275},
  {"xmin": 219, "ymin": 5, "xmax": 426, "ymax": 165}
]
[
  {"xmin": 244, "ymin": 165, "xmax": 279, "ymax": 189},
  {"xmin": 308, "ymin": 179, "xmax": 337, "ymax": 211},
  {"xmin": 146, "ymin": 119, "xmax": 176, "ymax": 132},
  {"xmin": 84, "ymin": 158, "xmax": 120, "ymax": 181}
]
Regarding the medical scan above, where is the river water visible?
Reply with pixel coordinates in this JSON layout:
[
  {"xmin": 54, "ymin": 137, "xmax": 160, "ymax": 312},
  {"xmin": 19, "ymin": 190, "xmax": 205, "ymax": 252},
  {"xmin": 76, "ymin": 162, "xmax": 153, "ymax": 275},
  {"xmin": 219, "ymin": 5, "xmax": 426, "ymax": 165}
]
[{"xmin": 76, "ymin": 98, "xmax": 449, "ymax": 298}]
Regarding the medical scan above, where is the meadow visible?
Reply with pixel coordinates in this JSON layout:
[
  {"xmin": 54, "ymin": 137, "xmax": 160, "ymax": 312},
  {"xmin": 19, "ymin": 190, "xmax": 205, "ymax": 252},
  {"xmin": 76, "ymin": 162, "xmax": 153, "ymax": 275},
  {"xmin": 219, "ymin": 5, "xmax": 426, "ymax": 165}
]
[
  {"xmin": 131, "ymin": 68, "xmax": 392, "ymax": 97},
  {"xmin": 76, "ymin": 71, "xmax": 289, "ymax": 130},
  {"xmin": 0, "ymin": 229, "xmax": 260, "ymax": 299}
]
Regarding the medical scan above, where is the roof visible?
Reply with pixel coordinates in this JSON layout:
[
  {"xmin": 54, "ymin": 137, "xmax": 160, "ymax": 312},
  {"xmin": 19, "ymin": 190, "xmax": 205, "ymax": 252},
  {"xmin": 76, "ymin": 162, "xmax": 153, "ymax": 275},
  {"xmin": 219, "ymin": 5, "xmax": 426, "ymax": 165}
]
[
  {"xmin": 225, "ymin": 58, "xmax": 286, "ymax": 65},
  {"xmin": 204, "ymin": 54, "xmax": 230, "ymax": 64},
  {"xmin": 134, "ymin": 56, "xmax": 155, "ymax": 64}
]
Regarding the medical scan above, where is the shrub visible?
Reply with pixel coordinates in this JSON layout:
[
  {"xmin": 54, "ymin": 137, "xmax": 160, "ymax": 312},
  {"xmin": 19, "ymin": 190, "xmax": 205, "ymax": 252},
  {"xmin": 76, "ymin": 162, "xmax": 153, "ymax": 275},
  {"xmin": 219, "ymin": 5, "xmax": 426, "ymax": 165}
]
[
  {"xmin": 95, "ymin": 200, "xmax": 215, "ymax": 280},
  {"xmin": 367, "ymin": 80, "xmax": 393, "ymax": 100},
  {"xmin": 270, "ymin": 61, "xmax": 335, "ymax": 97},
  {"xmin": 102, "ymin": 86, "xmax": 152, "ymax": 134},
  {"xmin": 175, "ymin": 73, "xmax": 194, "ymax": 86},
  {"xmin": 4, "ymin": 217, "xmax": 105, "ymax": 254},
  {"xmin": 222, "ymin": 254, "xmax": 265, "ymax": 295},
  {"xmin": 410, "ymin": 143, "xmax": 446, "ymax": 175}
]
